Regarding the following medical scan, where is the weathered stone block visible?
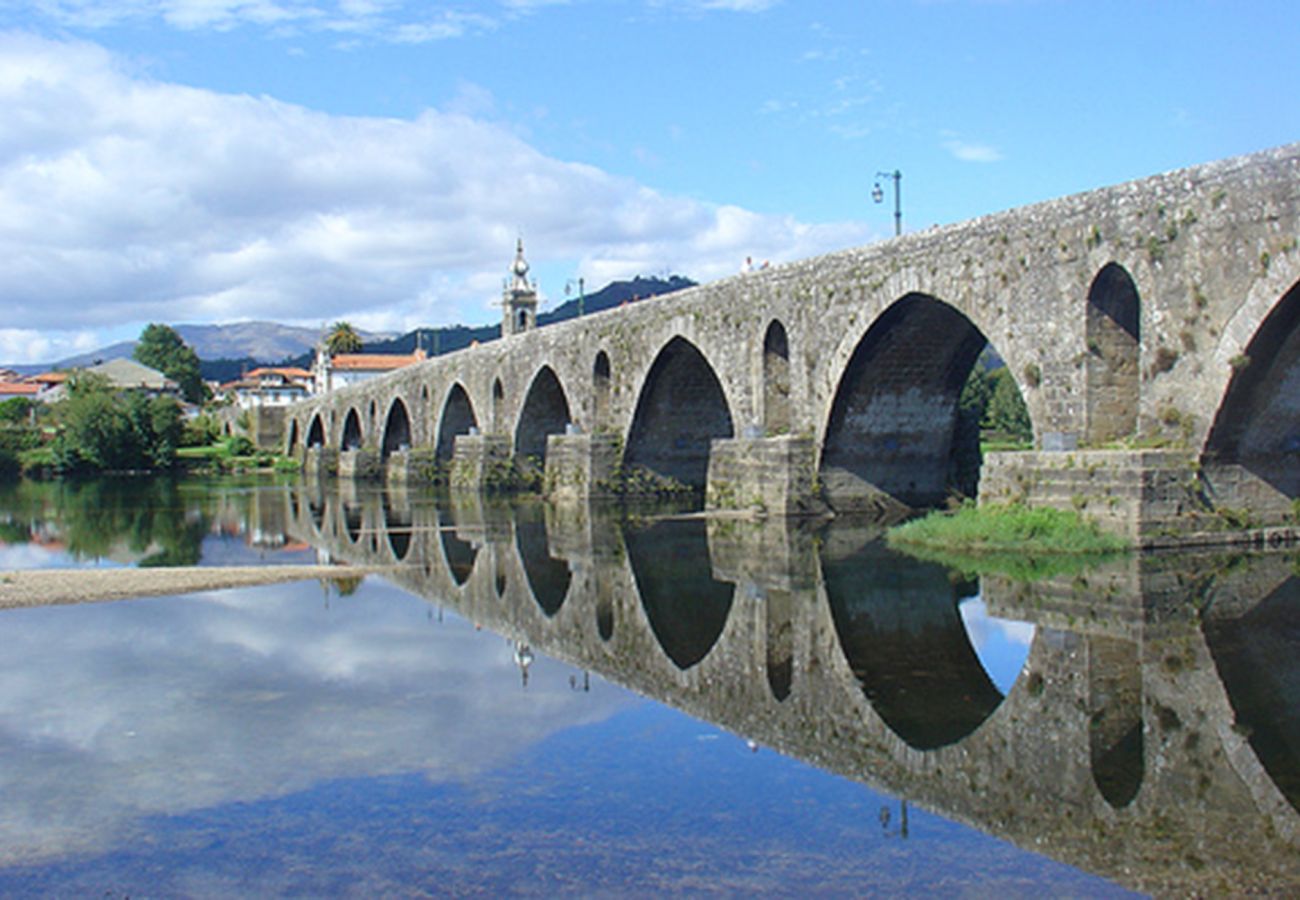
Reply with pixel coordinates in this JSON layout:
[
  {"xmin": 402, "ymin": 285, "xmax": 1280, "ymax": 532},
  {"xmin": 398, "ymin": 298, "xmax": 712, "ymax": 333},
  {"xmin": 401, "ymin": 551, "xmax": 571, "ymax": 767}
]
[
  {"xmin": 543, "ymin": 433, "xmax": 621, "ymax": 501},
  {"xmin": 450, "ymin": 434, "xmax": 514, "ymax": 492},
  {"xmin": 337, "ymin": 447, "xmax": 382, "ymax": 480},
  {"xmin": 384, "ymin": 448, "xmax": 435, "ymax": 484},
  {"xmin": 302, "ymin": 446, "xmax": 338, "ymax": 477},
  {"xmin": 705, "ymin": 435, "xmax": 827, "ymax": 517}
]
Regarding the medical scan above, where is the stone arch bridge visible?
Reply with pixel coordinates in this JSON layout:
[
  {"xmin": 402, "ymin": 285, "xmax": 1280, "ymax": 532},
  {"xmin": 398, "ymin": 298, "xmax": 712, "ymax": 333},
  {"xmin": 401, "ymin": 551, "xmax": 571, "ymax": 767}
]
[{"xmin": 285, "ymin": 144, "xmax": 1300, "ymax": 535}]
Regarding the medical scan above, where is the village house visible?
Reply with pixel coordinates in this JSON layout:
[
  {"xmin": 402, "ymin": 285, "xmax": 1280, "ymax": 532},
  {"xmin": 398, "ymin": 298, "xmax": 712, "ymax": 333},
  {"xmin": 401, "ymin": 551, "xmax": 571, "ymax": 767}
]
[{"xmin": 312, "ymin": 348, "xmax": 427, "ymax": 394}]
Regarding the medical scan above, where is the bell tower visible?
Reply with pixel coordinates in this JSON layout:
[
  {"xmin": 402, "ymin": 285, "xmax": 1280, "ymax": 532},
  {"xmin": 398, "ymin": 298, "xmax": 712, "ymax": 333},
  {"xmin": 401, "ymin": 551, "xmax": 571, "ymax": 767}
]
[{"xmin": 502, "ymin": 238, "xmax": 538, "ymax": 337}]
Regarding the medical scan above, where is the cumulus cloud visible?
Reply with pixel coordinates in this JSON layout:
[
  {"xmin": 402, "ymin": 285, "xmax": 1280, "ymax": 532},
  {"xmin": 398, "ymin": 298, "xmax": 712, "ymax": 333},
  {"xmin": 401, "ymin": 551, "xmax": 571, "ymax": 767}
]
[{"xmin": 0, "ymin": 31, "xmax": 868, "ymax": 362}]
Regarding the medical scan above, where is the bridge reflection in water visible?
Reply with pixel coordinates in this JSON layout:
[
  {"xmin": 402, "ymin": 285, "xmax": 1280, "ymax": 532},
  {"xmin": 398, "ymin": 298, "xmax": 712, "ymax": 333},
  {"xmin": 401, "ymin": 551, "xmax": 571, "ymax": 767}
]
[{"xmin": 287, "ymin": 480, "xmax": 1300, "ymax": 896}]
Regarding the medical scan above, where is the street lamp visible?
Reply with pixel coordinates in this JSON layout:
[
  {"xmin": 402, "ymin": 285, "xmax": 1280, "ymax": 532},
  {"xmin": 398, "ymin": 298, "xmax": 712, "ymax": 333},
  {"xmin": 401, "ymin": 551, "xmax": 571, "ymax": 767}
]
[
  {"xmin": 565, "ymin": 277, "xmax": 586, "ymax": 318},
  {"xmin": 873, "ymin": 169, "xmax": 902, "ymax": 236}
]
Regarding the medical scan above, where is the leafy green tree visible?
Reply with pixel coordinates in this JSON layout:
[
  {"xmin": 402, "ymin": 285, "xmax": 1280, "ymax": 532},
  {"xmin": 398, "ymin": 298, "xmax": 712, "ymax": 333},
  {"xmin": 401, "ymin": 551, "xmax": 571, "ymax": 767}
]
[
  {"xmin": 0, "ymin": 397, "xmax": 33, "ymax": 424},
  {"xmin": 984, "ymin": 368, "xmax": 1032, "ymax": 442},
  {"xmin": 51, "ymin": 373, "xmax": 183, "ymax": 473},
  {"xmin": 324, "ymin": 321, "xmax": 363, "ymax": 356},
  {"xmin": 134, "ymin": 323, "xmax": 208, "ymax": 404}
]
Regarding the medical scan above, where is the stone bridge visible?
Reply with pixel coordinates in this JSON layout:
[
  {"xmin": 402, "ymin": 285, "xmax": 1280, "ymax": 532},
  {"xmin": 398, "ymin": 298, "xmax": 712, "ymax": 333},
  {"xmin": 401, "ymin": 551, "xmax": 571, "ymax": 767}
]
[
  {"xmin": 271, "ymin": 481, "xmax": 1300, "ymax": 896},
  {"xmin": 284, "ymin": 143, "xmax": 1300, "ymax": 535}
]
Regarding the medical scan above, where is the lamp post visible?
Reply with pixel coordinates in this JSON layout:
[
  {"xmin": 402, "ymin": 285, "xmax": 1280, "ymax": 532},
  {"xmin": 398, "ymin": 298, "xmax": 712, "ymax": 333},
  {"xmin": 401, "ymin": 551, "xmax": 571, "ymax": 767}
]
[
  {"xmin": 566, "ymin": 277, "xmax": 586, "ymax": 318},
  {"xmin": 873, "ymin": 169, "xmax": 902, "ymax": 236}
]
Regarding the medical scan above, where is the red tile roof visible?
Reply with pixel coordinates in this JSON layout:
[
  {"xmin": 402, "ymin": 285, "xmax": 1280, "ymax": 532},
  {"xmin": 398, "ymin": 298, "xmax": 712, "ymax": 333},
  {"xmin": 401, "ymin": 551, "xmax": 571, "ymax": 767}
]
[
  {"xmin": 0, "ymin": 383, "xmax": 42, "ymax": 396},
  {"xmin": 330, "ymin": 350, "xmax": 426, "ymax": 371}
]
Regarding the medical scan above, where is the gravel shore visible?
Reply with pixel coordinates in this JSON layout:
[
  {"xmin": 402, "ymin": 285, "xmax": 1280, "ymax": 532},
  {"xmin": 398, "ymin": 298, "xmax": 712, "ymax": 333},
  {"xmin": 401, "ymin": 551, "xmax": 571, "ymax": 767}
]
[{"xmin": 0, "ymin": 565, "xmax": 387, "ymax": 611}]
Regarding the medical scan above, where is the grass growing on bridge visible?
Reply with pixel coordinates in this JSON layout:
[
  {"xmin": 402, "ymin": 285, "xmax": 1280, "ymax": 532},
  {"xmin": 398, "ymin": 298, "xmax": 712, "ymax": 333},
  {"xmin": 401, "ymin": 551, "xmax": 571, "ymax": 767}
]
[{"xmin": 887, "ymin": 502, "xmax": 1130, "ymax": 579}]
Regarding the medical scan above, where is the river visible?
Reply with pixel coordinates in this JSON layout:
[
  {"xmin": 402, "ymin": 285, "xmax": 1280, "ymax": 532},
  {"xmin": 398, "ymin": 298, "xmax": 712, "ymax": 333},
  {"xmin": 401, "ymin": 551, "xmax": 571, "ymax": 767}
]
[{"xmin": 0, "ymin": 475, "xmax": 1295, "ymax": 896}]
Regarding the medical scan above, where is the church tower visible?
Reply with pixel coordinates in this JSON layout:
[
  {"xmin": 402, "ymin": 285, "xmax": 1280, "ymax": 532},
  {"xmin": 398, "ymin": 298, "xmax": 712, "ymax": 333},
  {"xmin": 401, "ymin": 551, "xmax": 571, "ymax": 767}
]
[{"xmin": 502, "ymin": 238, "xmax": 538, "ymax": 337}]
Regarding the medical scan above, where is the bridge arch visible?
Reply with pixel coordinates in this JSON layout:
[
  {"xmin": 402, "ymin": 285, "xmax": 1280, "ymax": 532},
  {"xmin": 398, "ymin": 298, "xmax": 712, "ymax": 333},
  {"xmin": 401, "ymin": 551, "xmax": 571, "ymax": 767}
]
[
  {"xmin": 381, "ymin": 397, "xmax": 412, "ymax": 459},
  {"xmin": 514, "ymin": 365, "xmax": 572, "ymax": 474},
  {"xmin": 762, "ymin": 319, "xmax": 792, "ymax": 435},
  {"xmin": 516, "ymin": 506, "xmax": 571, "ymax": 618},
  {"xmin": 1204, "ymin": 275, "xmax": 1300, "ymax": 511},
  {"xmin": 1087, "ymin": 636, "xmax": 1145, "ymax": 809},
  {"xmin": 306, "ymin": 413, "xmax": 325, "ymax": 449},
  {"xmin": 1085, "ymin": 263, "xmax": 1141, "ymax": 444},
  {"xmin": 819, "ymin": 292, "xmax": 1022, "ymax": 512},
  {"xmin": 286, "ymin": 418, "xmax": 300, "ymax": 455},
  {"xmin": 625, "ymin": 336, "xmax": 736, "ymax": 490},
  {"xmin": 436, "ymin": 383, "xmax": 478, "ymax": 462},
  {"xmin": 593, "ymin": 351, "xmax": 612, "ymax": 432},
  {"xmin": 341, "ymin": 407, "xmax": 364, "ymax": 451},
  {"xmin": 491, "ymin": 378, "xmax": 504, "ymax": 433}
]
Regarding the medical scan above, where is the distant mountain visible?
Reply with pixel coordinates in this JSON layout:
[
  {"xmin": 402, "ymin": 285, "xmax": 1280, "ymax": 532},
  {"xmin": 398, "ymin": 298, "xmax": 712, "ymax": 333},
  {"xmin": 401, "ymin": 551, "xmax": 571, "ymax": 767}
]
[
  {"xmin": 6, "ymin": 276, "xmax": 694, "ymax": 380},
  {"xmin": 279, "ymin": 275, "xmax": 696, "ymax": 368}
]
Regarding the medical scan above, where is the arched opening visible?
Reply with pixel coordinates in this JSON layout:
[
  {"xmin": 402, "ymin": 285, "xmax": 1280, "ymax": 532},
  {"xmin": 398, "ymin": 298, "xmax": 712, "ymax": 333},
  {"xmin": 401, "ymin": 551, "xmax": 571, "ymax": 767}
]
[
  {"xmin": 440, "ymin": 525, "xmax": 477, "ymax": 586},
  {"xmin": 762, "ymin": 320, "xmax": 792, "ymax": 435},
  {"xmin": 286, "ymin": 419, "xmax": 300, "ymax": 455},
  {"xmin": 518, "ymin": 309, "xmax": 529, "ymax": 330},
  {"xmin": 1204, "ymin": 279, "xmax": 1300, "ymax": 516},
  {"xmin": 593, "ymin": 351, "xmax": 612, "ymax": 431},
  {"xmin": 515, "ymin": 366, "xmax": 571, "ymax": 477},
  {"xmin": 381, "ymin": 398, "xmax": 412, "ymax": 459},
  {"xmin": 341, "ymin": 408, "xmax": 363, "ymax": 451},
  {"xmin": 516, "ymin": 505, "xmax": 570, "ymax": 617},
  {"xmin": 625, "ymin": 337, "xmax": 734, "ymax": 490},
  {"xmin": 1087, "ymin": 636, "xmax": 1144, "ymax": 808},
  {"xmin": 626, "ymin": 518, "xmax": 734, "ymax": 670},
  {"xmin": 765, "ymin": 588, "xmax": 793, "ymax": 702},
  {"xmin": 492, "ymin": 378, "xmax": 504, "ymax": 432},
  {"xmin": 596, "ymin": 596, "xmax": 614, "ymax": 642},
  {"xmin": 1085, "ymin": 263, "xmax": 1141, "ymax": 444},
  {"xmin": 821, "ymin": 293, "xmax": 1021, "ymax": 512},
  {"xmin": 436, "ymin": 383, "xmax": 478, "ymax": 462},
  {"xmin": 306, "ymin": 414, "xmax": 325, "ymax": 449},
  {"xmin": 822, "ymin": 535, "xmax": 1005, "ymax": 750}
]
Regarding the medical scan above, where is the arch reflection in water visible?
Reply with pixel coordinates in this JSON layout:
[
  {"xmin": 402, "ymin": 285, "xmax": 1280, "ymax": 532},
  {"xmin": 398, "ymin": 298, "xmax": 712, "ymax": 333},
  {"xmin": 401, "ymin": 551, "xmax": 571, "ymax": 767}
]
[
  {"xmin": 1085, "ymin": 636, "xmax": 1144, "ymax": 809},
  {"xmin": 1204, "ymin": 576, "xmax": 1300, "ymax": 813},
  {"xmin": 625, "ymin": 518, "xmax": 734, "ymax": 670},
  {"xmin": 822, "ymin": 539, "xmax": 1016, "ymax": 750},
  {"xmin": 515, "ymin": 505, "xmax": 571, "ymax": 617},
  {"xmin": 382, "ymin": 494, "xmax": 413, "ymax": 562},
  {"xmin": 438, "ymin": 516, "xmax": 478, "ymax": 587}
]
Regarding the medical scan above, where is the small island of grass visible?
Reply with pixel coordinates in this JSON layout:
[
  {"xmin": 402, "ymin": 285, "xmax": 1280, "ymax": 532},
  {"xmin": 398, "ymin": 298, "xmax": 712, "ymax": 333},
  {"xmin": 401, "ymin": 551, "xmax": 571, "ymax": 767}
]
[{"xmin": 886, "ymin": 502, "xmax": 1130, "ymax": 581}]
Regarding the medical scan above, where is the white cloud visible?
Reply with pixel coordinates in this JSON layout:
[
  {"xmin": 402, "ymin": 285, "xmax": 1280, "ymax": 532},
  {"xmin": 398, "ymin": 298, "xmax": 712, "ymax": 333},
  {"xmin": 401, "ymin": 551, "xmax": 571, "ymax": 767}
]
[
  {"xmin": 943, "ymin": 137, "xmax": 1005, "ymax": 163},
  {"xmin": 0, "ymin": 31, "xmax": 870, "ymax": 363}
]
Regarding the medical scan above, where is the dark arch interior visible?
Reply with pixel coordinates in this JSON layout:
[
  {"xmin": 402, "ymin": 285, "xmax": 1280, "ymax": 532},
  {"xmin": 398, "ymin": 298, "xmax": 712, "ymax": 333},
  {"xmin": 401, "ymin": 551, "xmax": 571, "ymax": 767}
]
[
  {"xmin": 625, "ymin": 518, "xmax": 734, "ymax": 670},
  {"xmin": 1204, "ymin": 280, "xmax": 1300, "ymax": 511},
  {"xmin": 343, "ymin": 502, "xmax": 363, "ymax": 544},
  {"xmin": 515, "ymin": 367, "xmax": 571, "ymax": 471},
  {"xmin": 1085, "ymin": 263, "xmax": 1141, "ymax": 444},
  {"xmin": 766, "ymin": 588, "xmax": 793, "ymax": 702},
  {"xmin": 1087, "ymin": 636, "xmax": 1144, "ymax": 808},
  {"xmin": 763, "ymin": 320, "xmax": 792, "ymax": 435},
  {"xmin": 287, "ymin": 419, "xmax": 300, "ymax": 454},
  {"xmin": 492, "ymin": 378, "xmax": 504, "ymax": 431},
  {"xmin": 516, "ymin": 505, "xmax": 570, "ymax": 617},
  {"xmin": 821, "ymin": 294, "xmax": 991, "ymax": 512},
  {"xmin": 382, "ymin": 398, "xmax": 412, "ymax": 458},
  {"xmin": 341, "ymin": 409, "xmax": 363, "ymax": 451},
  {"xmin": 436, "ymin": 384, "xmax": 478, "ymax": 461},
  {"xmin": 821, "ymin": 535, "xmax": 1004, "ymax": 750},
  {"xmin": 306, "ymin": 415, "xmax": 325, "ymax": 449},
  {"xmin": 593, "ymin": 351, "xmax": 612, "ymax": 430},
  {"xmin": 625, "ymin": 337, "xmax": 734, "ymax": 490},
  {"xmin": 1203, "ymin": 577, "xmax": 1300, "ymax": 813},
  {"xmin": 440, "ymin": 526, "xmax": 477, "ymax": 586}
]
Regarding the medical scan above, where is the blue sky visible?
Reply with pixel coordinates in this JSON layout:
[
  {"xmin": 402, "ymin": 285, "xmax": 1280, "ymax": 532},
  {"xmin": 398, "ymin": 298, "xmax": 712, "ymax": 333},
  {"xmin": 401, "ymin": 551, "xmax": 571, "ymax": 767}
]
[{"xmin": 0, "ymin": 1, "xmax": 1295, "ymax": 363}]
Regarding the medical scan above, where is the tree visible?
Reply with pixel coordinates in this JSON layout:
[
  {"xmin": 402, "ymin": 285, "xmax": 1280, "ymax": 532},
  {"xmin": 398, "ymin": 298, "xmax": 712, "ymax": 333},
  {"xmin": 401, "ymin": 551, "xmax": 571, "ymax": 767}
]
[
  {"xmin": 984, "ymin": 368, "xmax": 1032, "ymax": 442},
  {"xmin": 50, "ymin": 373, "xmax": 183, "ymax": 473},
  {"xmin": 324, "ymin": 321, "xmax": 363, "ymax": 357},
  {"xmin": 134, "ymin": 323, "xmax": 208, "ymax": 404}
]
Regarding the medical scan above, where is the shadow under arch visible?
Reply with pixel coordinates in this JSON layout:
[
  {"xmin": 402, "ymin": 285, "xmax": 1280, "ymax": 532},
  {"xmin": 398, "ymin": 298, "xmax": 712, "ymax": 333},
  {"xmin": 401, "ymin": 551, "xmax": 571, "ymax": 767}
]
[
  {"xmin": 382, "ymin": 397, "xmax": 412, "ymax": 459},
  {"xmin": 1085, "ymin": 263, "xmax": 1141, "ymax": 444},
  {"xmin": 286, "ymin": 419, "xmax": 300, "ymax": 455},
  {"xmin": 436, "ymin": 383, "xmax": 478, "ymax": 462},
  {"xmin": 763, "ymin": 319, "xmax": 792, "ymax": 436},
  {"xmin": 1203, "ymin": 576, "xmax": 1300, "ymax": 813},
  {"xmin": 625, "ymin": 336, "xmax": 735, "ymax": 490},
  {"xmin": 306, "ymin": 414, "xmax": 325, "ymax": 449},
  {"xmin": 515, "ymin": 366, "xmax": 571, "ymax": 476},
  {"xmin": 341, "ymin": 408, "xmax": 363, "ymax": 451},
  {"xmin": 515, "ymin": 504, "xmax": 571, "ymax": 617},
  {"xmin": 820, "ymin": 293, "xmax": 1006, "ymax": 512},
  {"xmin": 1204, "ymin": 278, "xmax": 1300, "ymax": 511},
  {"xmin": 1087, "ymin": 636, "xmax": 1144, "ymax": 809},
  {"xmin": 625, "ymin": 518, "xmax": 734, "ymax": 670},
  {"xmin": 821, "ymin": 537, "xmax": 1005, "ymax": 750},
  {"xmin": 593, "ymin": 350, "xmax": 612, "ymax": 431}
]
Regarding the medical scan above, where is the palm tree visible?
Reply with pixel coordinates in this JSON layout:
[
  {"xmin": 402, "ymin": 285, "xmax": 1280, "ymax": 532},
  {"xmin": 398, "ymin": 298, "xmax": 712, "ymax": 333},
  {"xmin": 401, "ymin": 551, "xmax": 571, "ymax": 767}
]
[{"xmin": 324, "ymin": 321, "xmax": 363, "ymax": 357}]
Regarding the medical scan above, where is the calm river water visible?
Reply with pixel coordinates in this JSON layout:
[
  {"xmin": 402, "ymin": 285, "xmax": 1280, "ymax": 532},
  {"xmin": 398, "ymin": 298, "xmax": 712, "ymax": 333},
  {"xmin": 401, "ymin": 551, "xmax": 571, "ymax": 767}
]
[{"xmin": 0, "ymin": 476, "xmax": 1296, "ymax": 896}]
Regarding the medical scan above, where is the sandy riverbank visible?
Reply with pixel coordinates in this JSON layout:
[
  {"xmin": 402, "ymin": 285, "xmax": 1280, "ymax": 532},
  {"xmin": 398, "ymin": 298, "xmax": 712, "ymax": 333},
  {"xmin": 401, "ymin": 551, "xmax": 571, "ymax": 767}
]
[{"xmin": 0, "ymin": 565, "xmax": 389, "ymax": 611}]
